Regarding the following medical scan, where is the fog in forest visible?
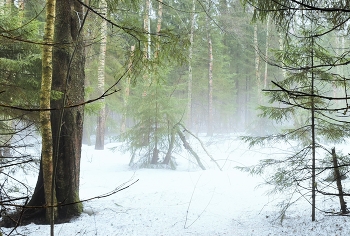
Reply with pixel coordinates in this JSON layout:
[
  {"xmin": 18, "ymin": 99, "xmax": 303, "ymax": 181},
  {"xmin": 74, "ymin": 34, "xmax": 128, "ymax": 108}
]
[{"xmin": 1, "ymin": 0, "xmax": 350, "ymax": 235}]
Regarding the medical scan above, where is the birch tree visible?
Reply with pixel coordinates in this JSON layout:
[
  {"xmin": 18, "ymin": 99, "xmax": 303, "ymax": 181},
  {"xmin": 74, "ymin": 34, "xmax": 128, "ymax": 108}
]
[
  {"xmin": 39, "ymin": 0, "xmax": 56, "ymax": 224},
  {"xmin": 254, "ymin": 23, "xmax": 261, "ymax": 98},
  {"xmin": 26, "ymin": 0, "xmax": 86, "ymax": 223},
  {"xmin": 95, "ymin": 0, "xmax": 107, "ymax": 150},
  {"xmin": 187, "ymin": 0, "xmax": 195, "ymax": 131},
  {"xmin": 264, "ymin": 16, "xmax": 269, "ymax": 88},
  {"xmin": 206, "ymin": 4, "xmax": 214, "ymax": 136}
]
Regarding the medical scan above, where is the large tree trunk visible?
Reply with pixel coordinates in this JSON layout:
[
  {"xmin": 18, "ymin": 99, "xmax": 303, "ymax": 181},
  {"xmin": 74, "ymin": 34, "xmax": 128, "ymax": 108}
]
[
  {"xmin": 39, "ymin": 0, "xmax": 56, "ymax": 224},
  {"xmin": 26, "ymin": 0, "xmax": 85, "ymax": 223},
  {"xmin": 95, "ymin": 0, "xmax": 107, "ymax": 150},
  {"xmin": 51, "ymin": 0, "xmax": 85, "ymax": 220}
]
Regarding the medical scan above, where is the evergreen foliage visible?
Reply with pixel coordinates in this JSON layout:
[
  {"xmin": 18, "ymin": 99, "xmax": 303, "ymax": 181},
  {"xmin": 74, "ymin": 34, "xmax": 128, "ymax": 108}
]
[
  {"xmin": 0, "ymin": 2, "xmax": 43, "ymax": 217},
  {"xmin": 120, "ymin": 76, "xmax": 186, "ymax": 168},
  {"xmin": 240, "ymin": 1, "xmax": 350, "ymax": 220},
  {"xmin": 0, "ymin": 6, "xmax": 42, "ymax": 120}
]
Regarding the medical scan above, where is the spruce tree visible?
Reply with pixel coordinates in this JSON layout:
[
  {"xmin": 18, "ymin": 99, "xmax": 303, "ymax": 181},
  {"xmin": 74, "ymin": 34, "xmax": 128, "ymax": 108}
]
[{"xmin": 240, "ymin": 13, "xmax": 350, "ymax": 221}]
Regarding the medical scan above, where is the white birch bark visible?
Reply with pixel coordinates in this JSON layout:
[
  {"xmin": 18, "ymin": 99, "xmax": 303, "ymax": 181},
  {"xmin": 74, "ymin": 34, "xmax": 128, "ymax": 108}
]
[
  {"xmin": 40, "ymin": 0, "xmax": 57, "ymax": 225},
  {"xmin": 254, "ymin": 24, "xmax": 261, "ymax": 98},
  {"xmin": 187, "ymin": 0, "xmax": 195, "ymax": 131},
  {"xmin": 264, "ymin": 16, "xmax": 269, "ymax": 89},
  {"xmin": 206, "ymin": 9, "xmax": 214, "ymax": 136},
  {"xmin": 95, "ymin": 0, "xmax": 107, "ymax": 150}
]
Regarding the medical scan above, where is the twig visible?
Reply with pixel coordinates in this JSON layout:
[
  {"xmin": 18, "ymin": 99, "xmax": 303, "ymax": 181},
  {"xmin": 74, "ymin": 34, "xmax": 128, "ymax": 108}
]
[
  {"xmin": 2, "ymin": 179, "xmax": 139, "ymax": 208},
  {"xmin": 184, "ymin": 174, "xmax": 215, "ymax": 229}
]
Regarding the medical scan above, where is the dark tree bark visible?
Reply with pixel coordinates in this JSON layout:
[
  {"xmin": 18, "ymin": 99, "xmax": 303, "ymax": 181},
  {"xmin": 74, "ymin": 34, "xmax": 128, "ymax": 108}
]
[
  {"xmin": 177, "ymin": 129, "xmax": 206, "ymax": 170},
  {"xmin": 24, "ymin": 0, "xmax": 85, "ymax": 223},
  {"xmin": 162, "ymin": 128, "xmax": 175, "ymax": 165},
  {"xmin": 331, "ymin": 148, "xmax": 347, "ymax": 214},
  {"xmin": 51, "ymin": 0, "xmax": 85, "ymax": 220}
]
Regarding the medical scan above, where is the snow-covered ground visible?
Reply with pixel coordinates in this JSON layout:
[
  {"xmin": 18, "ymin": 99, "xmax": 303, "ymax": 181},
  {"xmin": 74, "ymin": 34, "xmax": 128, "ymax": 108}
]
[{"xmin": 2, "ymin": 135, "xmax": 350, "ymax": 236}]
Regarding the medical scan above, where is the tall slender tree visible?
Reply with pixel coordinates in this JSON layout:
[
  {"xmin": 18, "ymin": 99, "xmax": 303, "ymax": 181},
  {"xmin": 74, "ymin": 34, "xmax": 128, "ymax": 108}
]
[
  {"xmin": 186, "ymin": 0, "xmax": 196, "ymax": 131},
  {"xmin": 39, "ymin": 0, "xmax": 57, "ymax": 224},
  {"xmin": 254, "ymin": 23, "xmax": 261, "ymax": 98},
  {"xmin": 206, "ymin": 2, "xmax": 214, "ymax": 136},
  {"xmin": 264, "ymin": 16, "xmax": 269, "ymax": 88},
  {"xmin": 95, "ymin": 0, "xmax": 107, "ymax": 150},
  {"xmin": 121, "ymin": 45, "xmax": 135, "ymax": 133}
]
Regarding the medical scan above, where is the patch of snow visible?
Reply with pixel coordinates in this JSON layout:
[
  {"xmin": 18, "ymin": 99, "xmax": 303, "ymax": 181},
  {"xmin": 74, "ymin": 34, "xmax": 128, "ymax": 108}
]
[{"xmin": 2, "ymin": 136, "xmax": 350, "ymax": 235}]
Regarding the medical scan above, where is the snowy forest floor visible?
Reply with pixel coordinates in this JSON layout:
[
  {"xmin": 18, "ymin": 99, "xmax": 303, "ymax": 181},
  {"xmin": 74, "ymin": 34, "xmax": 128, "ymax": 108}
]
[{"xmin": 2, "ymin": 134, "xmax": 350, "ymax": 236}]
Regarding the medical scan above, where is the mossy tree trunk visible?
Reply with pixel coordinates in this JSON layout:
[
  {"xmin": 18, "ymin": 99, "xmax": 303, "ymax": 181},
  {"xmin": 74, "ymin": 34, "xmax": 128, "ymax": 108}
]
[
  {"xmin": 40, "ymin": 0, "xmax": 57, "ymax": 224},
  {"xmin": 51, "ymin": 0, "xmax": 85, "ymax": 220}
]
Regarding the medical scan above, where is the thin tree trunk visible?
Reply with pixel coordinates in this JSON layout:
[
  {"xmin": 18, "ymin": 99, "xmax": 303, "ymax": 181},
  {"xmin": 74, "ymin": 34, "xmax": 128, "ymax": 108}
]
[
  {"xmin": 177, "ymin": 129, "xmax": 206, "ymax": 170},
  {"xmin": 206, "ymin": 12, "xmax": 213, "ymax": 136},
  {"xmin": 121, "ymin": 45, "xmax": 135, "ymax": 133},
  {"xmin": 334, "ymin": 33, "xmax": 344, "ymax": 101},
  {"xmin": 311, "ymin": 37, "xmax": 316, "ymax": 222},
  {"xmin": 154, "ymin": 0, "xmax": 162, "ymax": 59},
  {"xmin": 144, "ymin": 0, "xmax": 151, "ymax": 60},
  {"xmin": 264, "ymin": 16, "xmax": 269, "ymax": 89},
  {"xmin": 142, "ymin": 0, "xmax": 151, "ymax": 87},
  {"xmin": 254, "ymin": 24, "xmax": 261, "ymax": 98},
  {"xmin": 150, "ymin": 0, "xmax": 163, "ymax": 165},
  {"xmin": 162, "ymin": 127, "xmax": 175, "ymax": 165},
  {"xmin": 40, "ymin": 0, "xmax": 57, "ymax": 225},
  {"xmin": 17, "ymin": 0, "xmax": 24, "ymax": 19},
  {"xmin": 95, "ymin": 0, "xmax": 107, "ymax": 150},
  {"xmin": 151, "ymin": 85, "xmax": 159, "ymax": 164},
  {"xmin": 279, "ymin": 33, "xmax": 286, "ymax": 79},
  {"xmin": 142, "ymin": 0, "xmax": 152, "ymax": 161},
  {"xmin": 187, "ymin": 0, "xmax": 195, "ymax": 131},
  {"xmin": 0, "ymin": 0, "xmax": 4, "ymax": 14}
]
